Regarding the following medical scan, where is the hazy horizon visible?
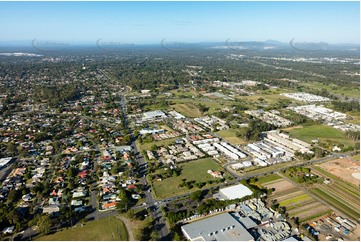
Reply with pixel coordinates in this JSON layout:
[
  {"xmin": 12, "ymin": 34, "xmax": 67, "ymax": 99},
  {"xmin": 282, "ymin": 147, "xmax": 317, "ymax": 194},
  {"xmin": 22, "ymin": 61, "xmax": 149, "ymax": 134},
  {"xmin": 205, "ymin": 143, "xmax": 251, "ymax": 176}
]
[{"xmin": 0, "ymin": 1, "xmax": 359, "ymax": 45}]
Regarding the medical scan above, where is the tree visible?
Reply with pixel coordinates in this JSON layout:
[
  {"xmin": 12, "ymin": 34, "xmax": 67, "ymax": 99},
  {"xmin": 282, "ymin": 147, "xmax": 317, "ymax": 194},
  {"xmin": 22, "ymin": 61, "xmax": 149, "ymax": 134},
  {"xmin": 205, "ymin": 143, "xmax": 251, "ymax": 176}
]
[
  {"xmin": 190, "ymin": 190, "xmax": 203, "ymax": 202},
  {"xmin": 6, "ymin": 143, "xmax": 17, "ymax": 156},
  {"xmin": 150, "ymin": 230, "xmax": 160, "ymax": 241},
  {"xmin": 7, "ymin": 189, "xmax": 21, "ymax": 204},
  {"xmin": 126, "ymin": 209, "xmax": 135, "ymax": 219},
  {"xmin": 122, "ymin": 135, "xmax": 131, "ymax": 144},
  {"xmin": 37, "ymin": 214, "xmax": 52, "ymax": 235}
]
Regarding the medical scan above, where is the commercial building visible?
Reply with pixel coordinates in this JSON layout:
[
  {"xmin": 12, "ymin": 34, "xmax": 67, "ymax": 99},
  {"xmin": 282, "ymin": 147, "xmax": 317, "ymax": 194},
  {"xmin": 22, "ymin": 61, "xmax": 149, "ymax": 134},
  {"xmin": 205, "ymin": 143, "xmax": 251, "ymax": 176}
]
[
  {"xmin": 194, "ymin": 115, "xmax": 229, "ymax": 130},
  {"xmin": 288, "ymin": 105, "xmax": 346, "ymax": 122},
  {"xmin": 143, "ymin": 110, "xmax": 167, "ymax": 120},
  {"xmin": 168, "ymin": 110, "xmax": 185, "ymax": 119},
  {"xmin": 181, "ymin": 212, "xmax": 254, "ymax": 241},
  {"xmin": 0, "ymin": 157, "xmax": 12, "ymax": 168},
  {"xmin": 139, "ymin": 128, "xmax": 164, "ymax": 135},
  {"xmin": 281, "ymin": 92, "xmax": 330, "ymax": 102},
  {"xmin": 288, "ymin": 104, "xmax": 359, "ymax": 132},
  {"xmin": 245, "ymin": 110, "xmax": 293, "ymax": 127},
  {"xmin": 219, "ymin": 184, "xmax": 253, "ymax": 200}
]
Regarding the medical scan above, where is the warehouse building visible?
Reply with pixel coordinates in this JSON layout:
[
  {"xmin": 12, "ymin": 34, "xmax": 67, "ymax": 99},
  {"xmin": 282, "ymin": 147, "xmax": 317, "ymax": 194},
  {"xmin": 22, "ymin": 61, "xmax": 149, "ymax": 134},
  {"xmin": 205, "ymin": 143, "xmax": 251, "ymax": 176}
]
[
  {"xmin": 181, "ymin": 212, "xmax": 254, "ymax": 241},
  {"xmin": 219, "ymin": 184, "xmax": 253, "ymax": 200}
]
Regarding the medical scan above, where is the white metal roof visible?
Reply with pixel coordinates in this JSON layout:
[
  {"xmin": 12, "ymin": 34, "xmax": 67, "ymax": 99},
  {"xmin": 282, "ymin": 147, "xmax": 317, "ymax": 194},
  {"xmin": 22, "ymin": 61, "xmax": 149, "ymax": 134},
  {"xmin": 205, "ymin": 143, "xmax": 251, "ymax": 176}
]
[{"xmin": 219, "ymin": 184, "xmax": 253, "ymax": 200}]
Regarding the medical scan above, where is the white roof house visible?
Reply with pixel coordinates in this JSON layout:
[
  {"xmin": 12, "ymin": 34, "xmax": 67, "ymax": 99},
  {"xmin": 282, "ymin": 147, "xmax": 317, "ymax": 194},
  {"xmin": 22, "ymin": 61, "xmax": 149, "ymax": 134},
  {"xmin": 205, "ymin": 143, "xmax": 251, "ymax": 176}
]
[{"xmin": 219, "ymin": 184, "xmax": 253, "ymax": 200}]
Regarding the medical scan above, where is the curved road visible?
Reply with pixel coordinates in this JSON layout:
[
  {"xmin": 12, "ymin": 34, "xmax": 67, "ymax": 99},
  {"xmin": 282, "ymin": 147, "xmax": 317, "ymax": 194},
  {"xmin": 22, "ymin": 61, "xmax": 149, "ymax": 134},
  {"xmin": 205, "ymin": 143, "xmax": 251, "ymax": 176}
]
[{"xmin": 115, "ymin": 215, "xmax": 135, "ymax": 241}]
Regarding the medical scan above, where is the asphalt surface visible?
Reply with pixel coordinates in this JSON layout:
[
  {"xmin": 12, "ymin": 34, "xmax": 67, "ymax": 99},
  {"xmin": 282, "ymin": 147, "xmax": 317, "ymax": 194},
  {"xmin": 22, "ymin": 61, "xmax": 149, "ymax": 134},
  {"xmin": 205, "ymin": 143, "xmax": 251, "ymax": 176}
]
[{"xmin": 120, "ymin": 94, "xmax": 170, "ymax": 240}]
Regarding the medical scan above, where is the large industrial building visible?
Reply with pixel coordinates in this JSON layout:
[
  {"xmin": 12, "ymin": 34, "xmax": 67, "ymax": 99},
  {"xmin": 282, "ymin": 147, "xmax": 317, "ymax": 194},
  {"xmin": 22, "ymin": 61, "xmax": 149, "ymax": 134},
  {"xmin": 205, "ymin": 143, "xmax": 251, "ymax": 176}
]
[
  {"xmin": 219, "ymin": 184, "xmax": 253, "ymax": 200},
  {"xmin": 181, "ymin": 212, "xmax": 254, "ymax": 241},
  {"xmin": 281, "ymin": 92, "xmax": 330, "ymax": 102}
]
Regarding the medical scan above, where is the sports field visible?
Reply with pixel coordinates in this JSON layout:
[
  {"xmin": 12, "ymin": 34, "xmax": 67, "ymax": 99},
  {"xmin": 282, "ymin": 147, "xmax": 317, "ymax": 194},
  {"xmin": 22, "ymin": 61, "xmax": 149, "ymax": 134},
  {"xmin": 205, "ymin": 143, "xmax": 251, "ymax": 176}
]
[{"xmin": 37, "ymin": 216, "xmax": 128, "ymax": 241}]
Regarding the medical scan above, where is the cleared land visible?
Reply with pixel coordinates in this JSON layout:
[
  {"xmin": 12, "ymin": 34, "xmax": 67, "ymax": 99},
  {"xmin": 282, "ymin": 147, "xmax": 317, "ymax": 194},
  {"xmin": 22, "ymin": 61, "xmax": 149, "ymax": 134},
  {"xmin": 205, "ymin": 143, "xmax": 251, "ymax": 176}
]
[
  {"xmin": 171, "ymin": 103, "xmax": 202, "ymax": 118},
  {"xmin": 215, "ymin": 129, "xmax": 246, "ymax": 145},
  {"xmin": 160, "ymin": 125, "xmax": 175, "ymax": 132},
  {"xmin": 287, "ymin": 124, "xmax": 355, "ymax": 147},
  {"xmin": 262, "ymin": 178, "xmax": 296, "ymax": 194},
  {"xmin": 37, "ymin": 216, "xmax": 128, "ymax": 241},
  {"xmin": 318, "ymin": 158, "xmax": 359, "ymax": 186},
  {"xmin": 151, "ymin": 158, "xmax": 226, "ymax": 198}
]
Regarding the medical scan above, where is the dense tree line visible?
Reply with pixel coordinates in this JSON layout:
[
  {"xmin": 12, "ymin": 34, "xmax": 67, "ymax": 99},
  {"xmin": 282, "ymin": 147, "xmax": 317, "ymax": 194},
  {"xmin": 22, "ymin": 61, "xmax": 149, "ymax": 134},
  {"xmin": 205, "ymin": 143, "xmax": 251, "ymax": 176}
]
[
  {"xmin": 345, "ymin": 130, "xmax": 360, "ymax": 141},
  {"xmin": 236, "ymin": 120, "xmax": 277, "ymax": 141},
  {"xmin": 33, "ymin": 83, "xmax": 82, "ymax": 107},
  {"xmin": 332, "ymin": 100, "xmax": 360, "ymax": 112}
]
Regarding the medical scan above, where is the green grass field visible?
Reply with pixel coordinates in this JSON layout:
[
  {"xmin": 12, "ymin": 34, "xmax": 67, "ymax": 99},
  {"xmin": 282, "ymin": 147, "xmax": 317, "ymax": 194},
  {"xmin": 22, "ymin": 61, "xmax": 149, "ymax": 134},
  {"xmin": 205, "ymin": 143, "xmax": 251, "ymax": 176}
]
[
  {"xmin": 257, "ymin": 174, "xmax": 282, "ymax": 184},
  {"xmin": 171, "ymin": 98, "xmax": 234, "ymax": 115},
  {"xmin": 37, "ymin": 216, "xmax": 128, "ymax": 241},
  {"xmin": 170, "ymin": 89, "xmax": 198, "ymax": 98},
  {"xmin": 151, "ymin": 158, "xmax": 225, "ymax": 198},
  {"xmin": 351, "ymin": 153, "xmax": 360, "ymax": 162},
  {"xmin": 171, "ymin": 103, "xmax": 203, "ymax": 118},
  {"xmin": 135, "ymin": 138, "xmax": 178, "ymax": 152},
  {"xmin": 287, "ymin": 124, "xmax": 355, "ymax": 147},
  {"xmin": 301, "ymin": 82, "xmax": 360, "ymax": 98},
  {"xmin": 215, "ymin": 129, "xmax": 246, "ymax": 145},
  {"xmin": 345, "ymin": 111, "xmax": 360, "ymax": 125}
]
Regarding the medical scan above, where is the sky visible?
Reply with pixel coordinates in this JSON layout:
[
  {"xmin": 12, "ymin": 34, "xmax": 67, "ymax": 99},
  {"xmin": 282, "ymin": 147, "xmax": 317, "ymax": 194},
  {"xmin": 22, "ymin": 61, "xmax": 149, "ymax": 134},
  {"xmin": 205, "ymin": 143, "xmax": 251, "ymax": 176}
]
[{"xmin": 0, "ymin": 1, "xmax": 359, "ymax": 45}]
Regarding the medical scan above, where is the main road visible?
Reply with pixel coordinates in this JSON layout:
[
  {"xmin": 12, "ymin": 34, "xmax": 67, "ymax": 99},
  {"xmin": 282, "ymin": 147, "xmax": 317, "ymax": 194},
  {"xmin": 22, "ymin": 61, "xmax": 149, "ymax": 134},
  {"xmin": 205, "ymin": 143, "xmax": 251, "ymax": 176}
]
[
  {"xmin": 98, "ymin": 69, "xmax": 170, "ymax": 240},
  {"xmin": 119, "ymin": 94, "xmax": 170, "ymax": 240}
]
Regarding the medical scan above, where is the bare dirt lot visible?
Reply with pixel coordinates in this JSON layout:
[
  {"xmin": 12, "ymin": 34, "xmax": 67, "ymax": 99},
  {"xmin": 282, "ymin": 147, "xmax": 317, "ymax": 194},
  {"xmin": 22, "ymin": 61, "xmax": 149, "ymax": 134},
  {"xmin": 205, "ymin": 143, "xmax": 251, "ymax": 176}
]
[
  {"xmin": 319, "ymin": 158, "xmax": 360, "ymax": 186},
  {"xmin": 263, "ymin": 178, "xmax": 296, "ymax": 195}
]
